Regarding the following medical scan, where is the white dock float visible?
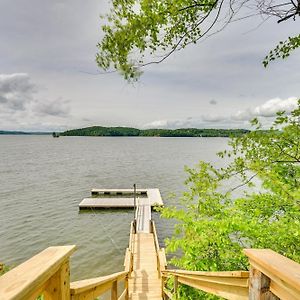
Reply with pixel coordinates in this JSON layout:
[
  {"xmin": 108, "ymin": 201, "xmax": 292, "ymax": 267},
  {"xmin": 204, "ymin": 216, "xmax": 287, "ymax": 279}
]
[{"xmin": 79, "ymin": 188, "xmax": 163, "ymax": 209}]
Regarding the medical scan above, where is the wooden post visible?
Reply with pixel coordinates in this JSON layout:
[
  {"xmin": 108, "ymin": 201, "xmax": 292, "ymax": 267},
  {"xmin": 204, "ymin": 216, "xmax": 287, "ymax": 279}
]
[
  {"xmin": 249, "ymin": 267, "xmax": 279, "ymax": 300},
  {"xmin": 44, "ymin": 260, "xmax": 71, "ymax": 300},
  {"xmin": 174, "ymin": 275, "xmax": 179, "ymax": 299},
  {"xmin": 161, "ymin": 276, "xmax": 165, "ymax": 299},
  {"xmin": 111, "ymin": 280, "xmax": 118, "ymax": 300},
  {"xmin": 125, "ymin": 275, "xmax": 129, "ymax": 300}
]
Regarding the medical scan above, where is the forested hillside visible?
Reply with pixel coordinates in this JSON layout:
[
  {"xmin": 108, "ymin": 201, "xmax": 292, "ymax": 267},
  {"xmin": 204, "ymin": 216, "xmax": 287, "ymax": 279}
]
[{"xmin": 61, "ymin": 126, "xmax": 249, "ymax": 137}]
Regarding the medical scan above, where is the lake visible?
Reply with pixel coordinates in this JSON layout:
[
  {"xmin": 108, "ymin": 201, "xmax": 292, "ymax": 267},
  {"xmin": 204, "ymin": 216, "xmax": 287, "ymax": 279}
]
[{"xmin": 0, "ymin": 135, "xmax": 229, "ymax": 280}]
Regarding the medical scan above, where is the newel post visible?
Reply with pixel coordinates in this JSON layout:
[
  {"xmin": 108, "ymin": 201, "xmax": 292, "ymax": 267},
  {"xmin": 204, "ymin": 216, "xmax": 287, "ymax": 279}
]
[
  {"xmin": 248, "ymin": 266, "xmax": 279, "ymax": 300},
  {"xmin": 244, "ymin": 250, "xmax": 279, "ymax": 300},
  {"xmin": 44, "ymin": 259, "xmax": 71, "ymax": 300}
]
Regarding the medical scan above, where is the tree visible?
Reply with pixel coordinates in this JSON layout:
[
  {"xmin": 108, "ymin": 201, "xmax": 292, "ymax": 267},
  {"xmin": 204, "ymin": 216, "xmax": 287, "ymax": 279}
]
[
  {"xmin": 158, "ymin": 101, "xmax": 300, "ymax": 298},
  {"xmin": 96, "ymin": 0, "xmax": 300, "ymax": 80}
]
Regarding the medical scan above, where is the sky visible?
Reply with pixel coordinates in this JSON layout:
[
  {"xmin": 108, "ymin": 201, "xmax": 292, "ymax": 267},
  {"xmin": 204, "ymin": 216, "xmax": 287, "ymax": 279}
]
[{"xmin": 0, "ymin": 0, "xmax": 299, "ymax": 131}]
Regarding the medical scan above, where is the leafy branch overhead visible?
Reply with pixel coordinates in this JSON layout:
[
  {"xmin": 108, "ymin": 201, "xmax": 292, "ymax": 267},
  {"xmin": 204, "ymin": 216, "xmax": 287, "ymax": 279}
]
[{"xmin": 96, "ymin": 0, "xmax": 300, "ymax": 79}]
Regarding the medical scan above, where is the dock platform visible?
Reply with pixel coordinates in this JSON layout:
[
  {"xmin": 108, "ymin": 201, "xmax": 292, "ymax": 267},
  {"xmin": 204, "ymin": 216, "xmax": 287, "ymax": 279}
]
[{"xmin": 79, "ymin": 188, "xmax": 163, "ymax": 209}]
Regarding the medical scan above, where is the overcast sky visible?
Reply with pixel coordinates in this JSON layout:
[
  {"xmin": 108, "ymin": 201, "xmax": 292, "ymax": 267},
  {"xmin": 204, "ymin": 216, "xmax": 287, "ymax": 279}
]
[{"xmin": 0, "ymin": 0, "xmax": 299, "ymax": 131}]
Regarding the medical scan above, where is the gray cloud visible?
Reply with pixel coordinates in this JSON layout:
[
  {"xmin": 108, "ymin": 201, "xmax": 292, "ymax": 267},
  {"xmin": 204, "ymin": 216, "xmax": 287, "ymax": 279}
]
[
  {"xmin": 33, "ymin": 98, "xmax": 71, "ymax": 117},
  {"xmin": 209, "ymin": 99, "xmax": 217, "ymax": 105},
  {"xmin": 0, "ymin": 73, "xmax": 35, "ymax": 110},
  {"xmin": 0, "ymin": 73, "xmax": 71, "ymax": 131},
  {"xmin": 0, "ymin": 73, "xmax": 71, "ymax": 118}
]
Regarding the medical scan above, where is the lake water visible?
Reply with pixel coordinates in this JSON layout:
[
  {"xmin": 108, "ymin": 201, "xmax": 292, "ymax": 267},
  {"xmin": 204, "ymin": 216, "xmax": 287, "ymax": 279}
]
[{"xmin": 0, "ymin": 136, "xmax": 229, "ymax": 280}]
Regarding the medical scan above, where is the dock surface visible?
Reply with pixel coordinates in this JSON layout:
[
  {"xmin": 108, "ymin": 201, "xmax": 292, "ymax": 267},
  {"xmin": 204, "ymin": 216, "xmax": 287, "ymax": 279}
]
[
  {"xmin": 79, "ymin": 188, "xmax": 163, "ymax": 209},
  {"xmin": 129, "ymin": 233, "xmax": 162, "ymax": 300}
]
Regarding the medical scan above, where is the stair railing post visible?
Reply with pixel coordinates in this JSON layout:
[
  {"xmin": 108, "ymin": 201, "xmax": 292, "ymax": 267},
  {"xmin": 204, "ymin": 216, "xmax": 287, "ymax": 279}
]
[
  {"xmin": 174, "ymin": 275, "xmax": 179, "ymax": 299},
  {"xmin": 248, "ymin": 266, "xmax": 279, "ymax": 300},
  {"xmin": 133, "ymin": 184, "xmax": 137, "ymax": 226},
  {"xmin": 111, "ymin": 280, "xmax": 118, "ymax": 300},
  {"xmin": 125, "ymin": 274, "xmax": 129, "ymax": 300}
]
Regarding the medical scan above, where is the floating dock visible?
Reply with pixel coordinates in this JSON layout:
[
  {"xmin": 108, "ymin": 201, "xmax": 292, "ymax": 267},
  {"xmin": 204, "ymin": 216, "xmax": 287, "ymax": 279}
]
[
  {"xmin": 79, "ymin": 188, "xmax": 163, "ymax": 209},
  {"xmin": 80, "ymin": 187, "xmax": 166, "ymax": 298}
]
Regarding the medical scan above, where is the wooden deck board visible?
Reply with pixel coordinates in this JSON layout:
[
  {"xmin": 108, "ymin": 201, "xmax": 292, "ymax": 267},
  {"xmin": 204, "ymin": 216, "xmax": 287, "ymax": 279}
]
[{"xmin": 129, "ymin": 233, "xmax": 162, "ymax": 300}]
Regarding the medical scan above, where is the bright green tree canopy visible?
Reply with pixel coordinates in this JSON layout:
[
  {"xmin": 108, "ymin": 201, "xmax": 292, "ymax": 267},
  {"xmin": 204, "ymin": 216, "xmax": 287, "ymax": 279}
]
[
  {"xmin": 159, "ymin": 102, "xmax": 300, "ymax": 298},
  {"xmin": 97, "ymin": 0, "xmax": 300, "ymax": 80}
]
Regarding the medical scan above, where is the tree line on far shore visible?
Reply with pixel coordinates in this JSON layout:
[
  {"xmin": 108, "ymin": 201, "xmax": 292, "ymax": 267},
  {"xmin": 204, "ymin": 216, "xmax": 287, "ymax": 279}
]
[{"xmin": 61, "ymin": 126, "xmax": 249, "ymax": 137}]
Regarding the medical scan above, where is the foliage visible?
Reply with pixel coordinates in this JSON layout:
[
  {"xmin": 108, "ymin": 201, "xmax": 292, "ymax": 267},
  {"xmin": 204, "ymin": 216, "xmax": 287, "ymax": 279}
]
[
  {"xmin": 61, "ymin": 126, "xmax": 249, "ymax": 137},
  {"xmin": 160, "ymin": 101, "xmax": 300, "ymax": 299},
  {"xmin": 97, "ymin": 0, "xmax": 300, "ymax": 79},
  {"xmin": 0, "ymin": 263, "xmax": 9, "ymax": 276},
  {"xmin": 96, "ymin": 0, "xmax": 216, "ymax": 80},
  {"xmin": 264, "ymin": 34, "xmax": 300, "ymax": 67}
]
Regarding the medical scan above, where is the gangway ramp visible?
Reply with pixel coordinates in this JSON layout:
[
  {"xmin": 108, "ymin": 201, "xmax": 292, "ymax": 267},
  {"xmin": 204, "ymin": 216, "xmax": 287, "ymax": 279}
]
[
  {"xmin": 129, "ymin": 233, "xmax": 163, "ymax": 299},
  {"xmin": 127, "ymin": 220, "xmax": 166, "ymax": 300},
  {"xmin": 127, "ymin": 191, "xmax": 166, "ymax": 299}
]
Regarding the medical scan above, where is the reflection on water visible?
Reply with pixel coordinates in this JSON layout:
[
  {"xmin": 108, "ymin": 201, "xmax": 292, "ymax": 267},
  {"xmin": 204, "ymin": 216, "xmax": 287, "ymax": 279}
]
[{"xmin": 0, "ymin": 135, "xmax": 229, "ymax": 280}]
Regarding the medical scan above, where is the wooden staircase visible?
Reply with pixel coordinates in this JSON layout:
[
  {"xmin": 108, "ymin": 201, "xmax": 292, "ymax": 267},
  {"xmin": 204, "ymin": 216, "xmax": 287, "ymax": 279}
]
[
  {"xmin": 1, "ymin": 199, "xmax": 300, "ymax": 299},
  {"xmin": 129, "ymin": 233, "xmax": 162, "ymax": 299}
]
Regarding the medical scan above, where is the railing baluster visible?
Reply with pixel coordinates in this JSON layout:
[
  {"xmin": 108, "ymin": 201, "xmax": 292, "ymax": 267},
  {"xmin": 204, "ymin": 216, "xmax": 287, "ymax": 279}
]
[
  {"xmin": 125, "ymin": 274, "xmax": 129, "ymax": 300},
  {"xmin": 111, "ymin": 280, "xmax": 118, "ymax": 300},
  {"xmin": 174, "ymin": 275, "xmax": 179, "ymax": 299}
]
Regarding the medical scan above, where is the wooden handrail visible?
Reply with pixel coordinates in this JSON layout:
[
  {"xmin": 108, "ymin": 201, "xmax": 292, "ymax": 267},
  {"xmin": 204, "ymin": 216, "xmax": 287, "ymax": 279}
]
[
  {"xmin": 3, "ymin": 231, "xmax": 299, "ymax": 300},
  {"xmin": 244, "ymin": 249, "xmax": 300, "ymax": 299},
  {"xmin": 151, "ymin": 220, "xmax": 167, "ymax": 276},
  {"xmin": 151, "ymin": 220, "xmax": 160, "ymax": 253},
  {"xmin": 126, "ymin": 220, "xmax": 136, "ymax": 275},
  {"xmin": 70, "ymin": 271, "xmax": 128, "ymax": 297},
  {"xmin": 124, "ymin": 248, "xmax": 131, "ymax": 273},
  {"xmin": 162, "ymin": 269, "xmax": 249, "ymax": 300},
  {"xmin": 164, "ymin": 269, "xmax": 249, "ymax": 278},
  {"xmin": 0, "ymin": 245, "xmax": 76, "ymax": 300}
]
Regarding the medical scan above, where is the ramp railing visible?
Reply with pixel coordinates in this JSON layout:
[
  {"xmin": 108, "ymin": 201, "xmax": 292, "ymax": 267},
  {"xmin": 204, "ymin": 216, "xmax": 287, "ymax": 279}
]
[{"xmin": 150, "ymin": 220, "xmax": 167, "ymax": 277}]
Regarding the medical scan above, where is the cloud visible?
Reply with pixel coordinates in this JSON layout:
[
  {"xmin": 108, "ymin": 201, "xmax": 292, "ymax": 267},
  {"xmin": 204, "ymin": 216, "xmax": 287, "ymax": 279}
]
[
  {"xmin": 0, "ymin": 73, "xmax": 71, "ymax": 131},
  {"xmin": 232, "ymin": 97, "xmax": 298, "ymax": 121},
  {"xmin": 143, "ymin": 120, "xmax": 169, "ymax": 129},
  {"xmin": 143, "ymin": 118, "xmax": 208, "ymax": 129},
  {"xmin": 33, "ymin": 98, "xmax": 71, "ymax": 117},
  {"xmin": 143, "ymin": 115, "xmax": 226, "ymax": 129},
  {"xmin": 143, "ymin": 118, "xmax": 200, "ymax": 129},
  {"xmin": 143, "ymin": 96, "xmax": 298, "ymax": 130},
  {"xmin": 0, "ymin": 73, "xmax": 71, "ymax": 118},
  {"xmin": 209, "ymin": 99, "xmax": 217, "ymax": 105},
  {"xmin": 202, "ymin": 114, "xmax": 226, "ymax": 122},
  {"xmin": 0, "ymin": 73, "xmax": 35, "ymax": 110}
]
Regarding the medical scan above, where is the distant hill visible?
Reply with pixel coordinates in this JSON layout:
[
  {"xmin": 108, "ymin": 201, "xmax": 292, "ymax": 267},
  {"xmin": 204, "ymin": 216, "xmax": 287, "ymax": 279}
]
[
  {"xmin": 0, "ymin": 130, "xmax": 29, "ymax": 135},
  {"xmin": 0, "ymin": 131, "xmax": 50, "ymax": 135},
  {"xmin": 61, "ymin": 126, "xmax": 250, "ymax": 137}
]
